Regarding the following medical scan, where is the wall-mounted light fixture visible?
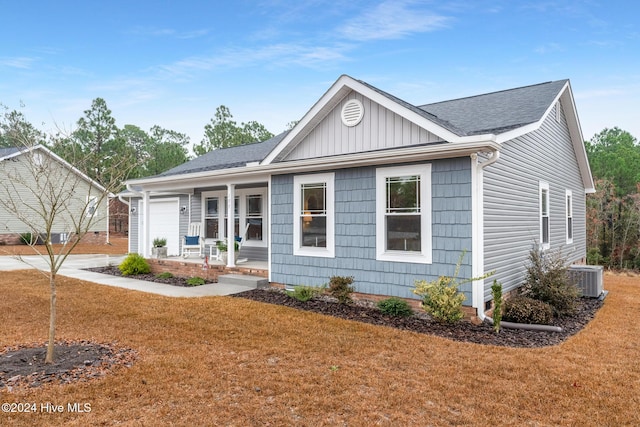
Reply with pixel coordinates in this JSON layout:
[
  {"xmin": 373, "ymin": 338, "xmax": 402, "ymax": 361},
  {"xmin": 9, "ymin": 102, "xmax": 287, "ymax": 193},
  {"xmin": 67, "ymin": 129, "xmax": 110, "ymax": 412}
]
[
  {"xmin": 130, "ymin": 207, "xmax": 137, "ymax": 214},
  {"xmin": 180, "ymin": 205, "xmax": 187, "ymax": 214}
]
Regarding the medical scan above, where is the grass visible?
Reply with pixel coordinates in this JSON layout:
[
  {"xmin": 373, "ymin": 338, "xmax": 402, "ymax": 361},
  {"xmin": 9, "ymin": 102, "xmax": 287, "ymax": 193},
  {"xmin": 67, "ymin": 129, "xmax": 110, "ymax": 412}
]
[{"xmin": 1, "ymin": 271, "xmax": 639, "ymax": 426}]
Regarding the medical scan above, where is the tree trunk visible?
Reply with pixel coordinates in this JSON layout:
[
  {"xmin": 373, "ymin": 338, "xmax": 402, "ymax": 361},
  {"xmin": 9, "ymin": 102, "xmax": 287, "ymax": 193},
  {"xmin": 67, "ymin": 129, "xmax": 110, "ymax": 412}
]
[{"xmin": 46, "ymin": 273, "xmax": 56, "ymax": 364}]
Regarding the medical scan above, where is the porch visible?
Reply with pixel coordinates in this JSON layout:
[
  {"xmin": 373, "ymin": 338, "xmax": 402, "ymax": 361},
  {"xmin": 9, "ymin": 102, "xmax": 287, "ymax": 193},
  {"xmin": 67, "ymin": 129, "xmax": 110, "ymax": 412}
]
[{"xmin": 147, "ymin": 255, "xmax": 268, "ymax": 284}]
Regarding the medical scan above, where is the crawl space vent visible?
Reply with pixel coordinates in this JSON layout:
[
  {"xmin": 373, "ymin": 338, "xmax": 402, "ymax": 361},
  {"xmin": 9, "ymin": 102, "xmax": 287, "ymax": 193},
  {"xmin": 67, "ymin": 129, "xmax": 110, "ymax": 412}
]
[{"xmin": 341, "ymin": 99, "xmax": 364, "ymax": 127}]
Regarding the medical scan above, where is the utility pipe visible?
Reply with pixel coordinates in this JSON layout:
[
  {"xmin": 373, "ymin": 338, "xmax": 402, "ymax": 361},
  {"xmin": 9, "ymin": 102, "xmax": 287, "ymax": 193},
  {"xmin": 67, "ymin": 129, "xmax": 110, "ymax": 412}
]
[{"xmin": 484, "ymin": 316, "xmax": 563, "ymax": 333}]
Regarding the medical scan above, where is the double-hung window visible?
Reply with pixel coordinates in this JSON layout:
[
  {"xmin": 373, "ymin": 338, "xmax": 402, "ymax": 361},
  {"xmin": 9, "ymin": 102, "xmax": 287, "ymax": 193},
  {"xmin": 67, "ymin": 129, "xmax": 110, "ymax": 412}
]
[
  {"xmin": 566, "ymin": 189, "xmax": 573, "ymax": 244},
  {"xmin": 540, "ymin": 182, "xmax": 550, "ymax": 249},
  {"xmin": 376, "ymin": 165, "xmax": 432, "ymax": 263},
  {"xmin": 246, "ymin": 194, "xmax": 263, "ymax": 241},
  {"xmin": 293, "ymin": 173, "xmax": 335, "ymax": 257},
  {"xmin": 204, "ymin": 197, "xmax": 220, "ymax": 239}
]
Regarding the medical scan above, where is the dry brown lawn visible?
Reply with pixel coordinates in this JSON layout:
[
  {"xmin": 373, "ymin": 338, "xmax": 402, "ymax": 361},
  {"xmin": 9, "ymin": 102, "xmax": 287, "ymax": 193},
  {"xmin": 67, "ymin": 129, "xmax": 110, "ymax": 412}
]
[
  {"xmin": 0, "ymin": 236, "xmax": 129, "ymax": 256},
  {"xmin": 1, "ymin": 271, "xmax": 639, "ymax": 426}
]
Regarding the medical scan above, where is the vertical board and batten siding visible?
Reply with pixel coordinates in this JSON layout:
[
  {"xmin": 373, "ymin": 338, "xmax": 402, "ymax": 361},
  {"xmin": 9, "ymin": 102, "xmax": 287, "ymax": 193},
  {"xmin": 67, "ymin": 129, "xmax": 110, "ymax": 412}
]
[
  {"xmin": 483, "ymin": 102, "xmax": 587, "ymax": 300},
  {"xmin": 284, "ymin": 91, "xmax": 443, "ymax": 161},
  {"xmin": 271, "ymin": 158, "xmax": 474, "ymax": 302}
]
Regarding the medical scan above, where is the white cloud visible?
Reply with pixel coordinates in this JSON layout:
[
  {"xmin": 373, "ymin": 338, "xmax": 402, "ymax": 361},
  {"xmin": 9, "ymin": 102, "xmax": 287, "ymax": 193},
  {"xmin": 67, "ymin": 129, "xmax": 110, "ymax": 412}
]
[
  {"xmin": 339, "ymin": 0, "xmax": 450, "ymax": 41},
  {"xmin": 155, "ymin": 42, "xmax": 351, "ymax": 80},
  {"xmin": 0, "ymin": 56, "xmax": 38, "ymax": 69}
]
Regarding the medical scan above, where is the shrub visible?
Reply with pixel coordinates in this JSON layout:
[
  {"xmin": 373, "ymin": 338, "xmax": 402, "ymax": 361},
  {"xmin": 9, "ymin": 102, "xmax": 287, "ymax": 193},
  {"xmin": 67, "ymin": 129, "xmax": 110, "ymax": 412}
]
[
  {"xmin": 521, "ymin": 248, "xmax": 580, "ymax": 317},
  {"xmin": 503, "ymin": 296, "xmax": 553, "ymax": 325},
  {"xmin": 118, "ymin": 253, "xmax": 151, "ymax": 276},
  {"xmin": 156, "ymin": 272, "xmax": 174, "ymax": 279},
  {"xmin": 491, "ymin": 279, "xmax": 503, "ymax": 333},
  {"xmin": 286, "ymin": 285, "xmax": 324, "ymax": 302},
  {"xmin": 20, "ymin": 232, "xmax": 42, "ymax": 245},
  {"xmin": 186, "ymin": 277, "xmax": 206, "ymax": 286},
  {"xmin": 414, "ymin": 276, "xmax": 466, "ymax": 323},
  {"xmin": 413, "ymin": 250, "xmax": 494, "ymax": 324},
  {"xmin": 328, "ymin": 276, "xmax": 354, "ymax": 304},
  {"xmin": 377, "ymin": 297, "xmax": 414, "ymax": 317}
]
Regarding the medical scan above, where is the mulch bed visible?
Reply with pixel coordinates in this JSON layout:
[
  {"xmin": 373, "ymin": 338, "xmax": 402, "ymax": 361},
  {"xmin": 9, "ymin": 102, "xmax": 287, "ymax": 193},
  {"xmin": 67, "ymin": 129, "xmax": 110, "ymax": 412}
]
[
  {"xmin": 85, "ymin": 265, "xmax": 604, "ymax": 348},
  {"xmin": 0, "ymin": 340, "xmax": 137, "ymax": 393},
  {"xmin": 85, "ymin": 265, "xmax": 215, "ymax": 286},
  {"xmin": 231, "ymin": 288, "xmax": 604, "ymax": 348}
]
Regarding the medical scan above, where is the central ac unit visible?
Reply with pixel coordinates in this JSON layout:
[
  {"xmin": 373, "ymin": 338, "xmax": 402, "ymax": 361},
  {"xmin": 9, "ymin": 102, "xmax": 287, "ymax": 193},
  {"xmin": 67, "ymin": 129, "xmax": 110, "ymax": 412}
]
[{"xmin": 568, "ymin": 265, "xmax": 604, "ymax": 298}]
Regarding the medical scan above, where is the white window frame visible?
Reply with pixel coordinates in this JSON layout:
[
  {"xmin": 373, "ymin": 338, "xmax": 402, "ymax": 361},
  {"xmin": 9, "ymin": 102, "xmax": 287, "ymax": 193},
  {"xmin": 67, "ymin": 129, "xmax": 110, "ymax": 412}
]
[
  {"xmin": 293, "ymin": 173, "xmax": 335, "ymax": 258},
  {"xmin": 376, "ymin": 164, "xmax": 432, "ymax": 264},
  {"xmin": 540, "ymin": 181, "xmax": 550, "ymax": 250},
  {"xmin": 201, "ymin": 189, "xmax": 268, "ymax": 247},
  {"xmin": 566, "ymin": 189, "xmax": 573, "ymax": 244}
]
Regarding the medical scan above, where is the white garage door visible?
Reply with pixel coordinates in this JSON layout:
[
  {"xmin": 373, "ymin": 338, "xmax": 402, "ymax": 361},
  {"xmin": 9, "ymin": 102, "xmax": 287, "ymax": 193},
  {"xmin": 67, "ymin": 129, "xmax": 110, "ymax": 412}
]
[{"xmin": 148, "ymin": 198, "xmax": 180, "ymax": 256}]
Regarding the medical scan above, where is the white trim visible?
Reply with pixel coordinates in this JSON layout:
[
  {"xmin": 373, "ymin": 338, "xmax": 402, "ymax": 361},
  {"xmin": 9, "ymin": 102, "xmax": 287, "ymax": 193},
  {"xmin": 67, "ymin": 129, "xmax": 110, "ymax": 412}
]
[
  {"xmin": 293, "ymin": 173, "xmax": 335, "ymax": 258},
  {"xmin": 471, "ymin": 154, "xmax": 482, "ymax": 309},
  {"xmin": 267, "ymin": 176, "xmax": 272, "ymax": 282},
  {"xmin": 539, "ymin": 181, "xmax": 550, "ymax": 250},
  {"xmin": 375, "ymin": 164, "xmax": 432, "ymax": 264},
  {"xmin": 566, "ymin": 189, "xmax": 573, "ymax": 244}
]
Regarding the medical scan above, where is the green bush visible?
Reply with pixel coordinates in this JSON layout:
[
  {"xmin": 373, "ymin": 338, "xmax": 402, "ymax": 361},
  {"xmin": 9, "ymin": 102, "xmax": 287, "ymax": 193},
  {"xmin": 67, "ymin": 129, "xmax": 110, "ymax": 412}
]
[
  {"xmin": 491, "ymin": 280, "xmax": 503, "ymax": 333},
  {"xmin": 19, "ymin": 232, "xmax": 42, "ymax": 245},
  {"xmin": 414, "ymin": 276, "xmax": 466, "ymax": 323},
  {"xmin": 328, "ymin": 276, "xmax": 354, "ymax": 304},
  {"xmin": 503, "ymin": 296, "xmax": 553, "ymax": 325},
  {"xmin": 186, "ymin": 277, "xmax": 206, "ymax": 286},
  {"xmin": 156, "ymin": 272, "xmax": 174, "ymax": 279},
  {"xmin": 286, "ymin": 285, "xmax": 324, "ymax": 302},
  {"xmin": 377, "ymin": 297, "xmax": 414, "ymax": 317},
  {"xmin": 521, "ymin": 248, "xmax": 580, "ymax": 317},
  {"xmin": 118, "ymin": 253, "xmax": 151, "ymax": 276},
  {"xmin": 413, "ymin": 250, "xmax": 494, "ymax": 324}
]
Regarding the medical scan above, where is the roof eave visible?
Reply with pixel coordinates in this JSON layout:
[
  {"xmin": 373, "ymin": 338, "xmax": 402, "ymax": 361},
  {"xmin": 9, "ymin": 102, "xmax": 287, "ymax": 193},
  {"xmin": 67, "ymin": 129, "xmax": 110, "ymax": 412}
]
[{"xmin": 127, "ymin": 139, "xmax": 501, "ymax": 193}]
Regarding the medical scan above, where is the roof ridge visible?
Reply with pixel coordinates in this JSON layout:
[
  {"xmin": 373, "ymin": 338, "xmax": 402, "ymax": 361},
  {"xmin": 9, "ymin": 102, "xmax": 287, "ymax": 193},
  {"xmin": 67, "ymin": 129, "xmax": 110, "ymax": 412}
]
[{"xmin": 419, "ymin": 79, "xmax": 568, "ymax": 107}]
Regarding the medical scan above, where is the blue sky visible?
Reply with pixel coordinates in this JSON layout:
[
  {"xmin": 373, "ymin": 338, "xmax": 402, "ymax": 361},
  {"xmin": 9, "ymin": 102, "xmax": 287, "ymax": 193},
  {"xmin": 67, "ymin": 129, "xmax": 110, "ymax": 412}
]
[{"xmin": 1, "ymin": 1, "xmax": 638, "ymax": 148}]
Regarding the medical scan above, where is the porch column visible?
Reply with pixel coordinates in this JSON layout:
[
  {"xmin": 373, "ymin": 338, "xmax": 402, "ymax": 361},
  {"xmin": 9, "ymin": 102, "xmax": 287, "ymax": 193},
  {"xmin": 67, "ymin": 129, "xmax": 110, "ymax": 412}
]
[
  {"xmin": 226, "ymin": 184, "xmax": 236, "ymax": 268},
  {"xmin": 142, "ymin": 191, "xmax": 150, "ymax": 257}
]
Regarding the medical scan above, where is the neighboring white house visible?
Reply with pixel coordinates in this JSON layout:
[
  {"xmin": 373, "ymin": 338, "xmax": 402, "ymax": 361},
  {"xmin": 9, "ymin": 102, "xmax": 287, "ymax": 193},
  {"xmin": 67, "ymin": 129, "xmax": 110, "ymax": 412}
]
[
  {"xmin": 0, "ymin": 145, "xmax": 109, "ymax": 245},
  {"xmin": 123, "ymin": 75, "xmax": 594, "ymax": 318}
]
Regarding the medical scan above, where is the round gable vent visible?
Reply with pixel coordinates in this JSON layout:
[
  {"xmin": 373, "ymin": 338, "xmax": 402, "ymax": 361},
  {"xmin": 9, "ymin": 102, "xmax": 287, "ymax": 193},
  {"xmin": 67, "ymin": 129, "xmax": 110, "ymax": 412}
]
[{"xmin": 341, "ymin": 99, "xmax": 364, "ymax": 127}]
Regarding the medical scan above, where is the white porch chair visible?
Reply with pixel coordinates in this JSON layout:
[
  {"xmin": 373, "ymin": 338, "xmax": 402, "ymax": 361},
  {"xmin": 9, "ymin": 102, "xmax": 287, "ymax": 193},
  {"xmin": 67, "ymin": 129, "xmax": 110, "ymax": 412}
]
[{"xmin": 181, "ymin": 222, "xmax": 204, "ymax": 258}]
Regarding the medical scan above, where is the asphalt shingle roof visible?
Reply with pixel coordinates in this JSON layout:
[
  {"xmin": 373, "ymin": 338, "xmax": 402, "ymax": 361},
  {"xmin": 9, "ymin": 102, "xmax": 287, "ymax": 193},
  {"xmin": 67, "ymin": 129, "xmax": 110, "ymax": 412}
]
[
  {"xmin": 418, "ymin": 80, "xmax": 568, "ymax": 136},
  {"xmin": 154, "ymin": 79, "xmax": 568, "ymax": 179},
  {"xmin": 157, "ymin": 131, "xmax": 288, "ymax": 178},
  {"xmin": 0, "ymin": 147, "xmax": 21, "ymax": 159}
]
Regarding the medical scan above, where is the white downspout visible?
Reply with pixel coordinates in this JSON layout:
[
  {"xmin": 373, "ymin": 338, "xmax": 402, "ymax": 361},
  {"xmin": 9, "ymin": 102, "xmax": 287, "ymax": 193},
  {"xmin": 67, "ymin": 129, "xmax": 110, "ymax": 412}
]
[{"xmin": 471, "ymin": 150, "xmax": 500, "ymax": 321}]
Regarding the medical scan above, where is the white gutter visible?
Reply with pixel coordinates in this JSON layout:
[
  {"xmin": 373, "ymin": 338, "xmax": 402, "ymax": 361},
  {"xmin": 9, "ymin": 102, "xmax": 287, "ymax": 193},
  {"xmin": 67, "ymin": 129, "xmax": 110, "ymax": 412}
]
[
  {"xmin": 127, "ymin": 140, "xmax": 501, "ymax": 192},
  {"xmin": 471, "ymin": 149, "xmax": 500, "ymax": 322}
]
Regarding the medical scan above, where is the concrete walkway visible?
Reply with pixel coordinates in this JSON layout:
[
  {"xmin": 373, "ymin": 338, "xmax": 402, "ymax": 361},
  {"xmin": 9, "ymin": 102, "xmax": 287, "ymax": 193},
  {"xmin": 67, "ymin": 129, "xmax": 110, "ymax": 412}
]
[{"xmin": 0, "ymin": 254, "xmax": 256, "ymax": 297}]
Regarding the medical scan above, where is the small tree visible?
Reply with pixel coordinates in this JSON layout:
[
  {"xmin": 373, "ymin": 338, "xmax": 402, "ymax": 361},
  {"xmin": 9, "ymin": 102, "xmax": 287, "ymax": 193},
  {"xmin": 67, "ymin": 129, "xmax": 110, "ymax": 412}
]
[{"xmin": 0, "ymin": 113, "xmax": 135, "ymax": 363}]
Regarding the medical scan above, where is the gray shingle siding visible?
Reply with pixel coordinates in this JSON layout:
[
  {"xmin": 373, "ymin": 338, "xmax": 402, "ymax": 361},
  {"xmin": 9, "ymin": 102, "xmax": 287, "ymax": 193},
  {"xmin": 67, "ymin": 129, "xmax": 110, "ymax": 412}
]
[
  {"xmin": 271, "ymin": 157, "xmax": 474, "ymax": 302},
  {"xmin": 483, "ymin": 102, "xmax": 587, "ymax": 299}
]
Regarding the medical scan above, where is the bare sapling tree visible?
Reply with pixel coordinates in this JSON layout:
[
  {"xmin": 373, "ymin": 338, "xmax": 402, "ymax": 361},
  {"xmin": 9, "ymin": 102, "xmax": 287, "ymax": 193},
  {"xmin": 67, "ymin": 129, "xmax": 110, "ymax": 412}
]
[{"xmin": 0, "ymin": 130, "xmax": 135, "ymax": 363}]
